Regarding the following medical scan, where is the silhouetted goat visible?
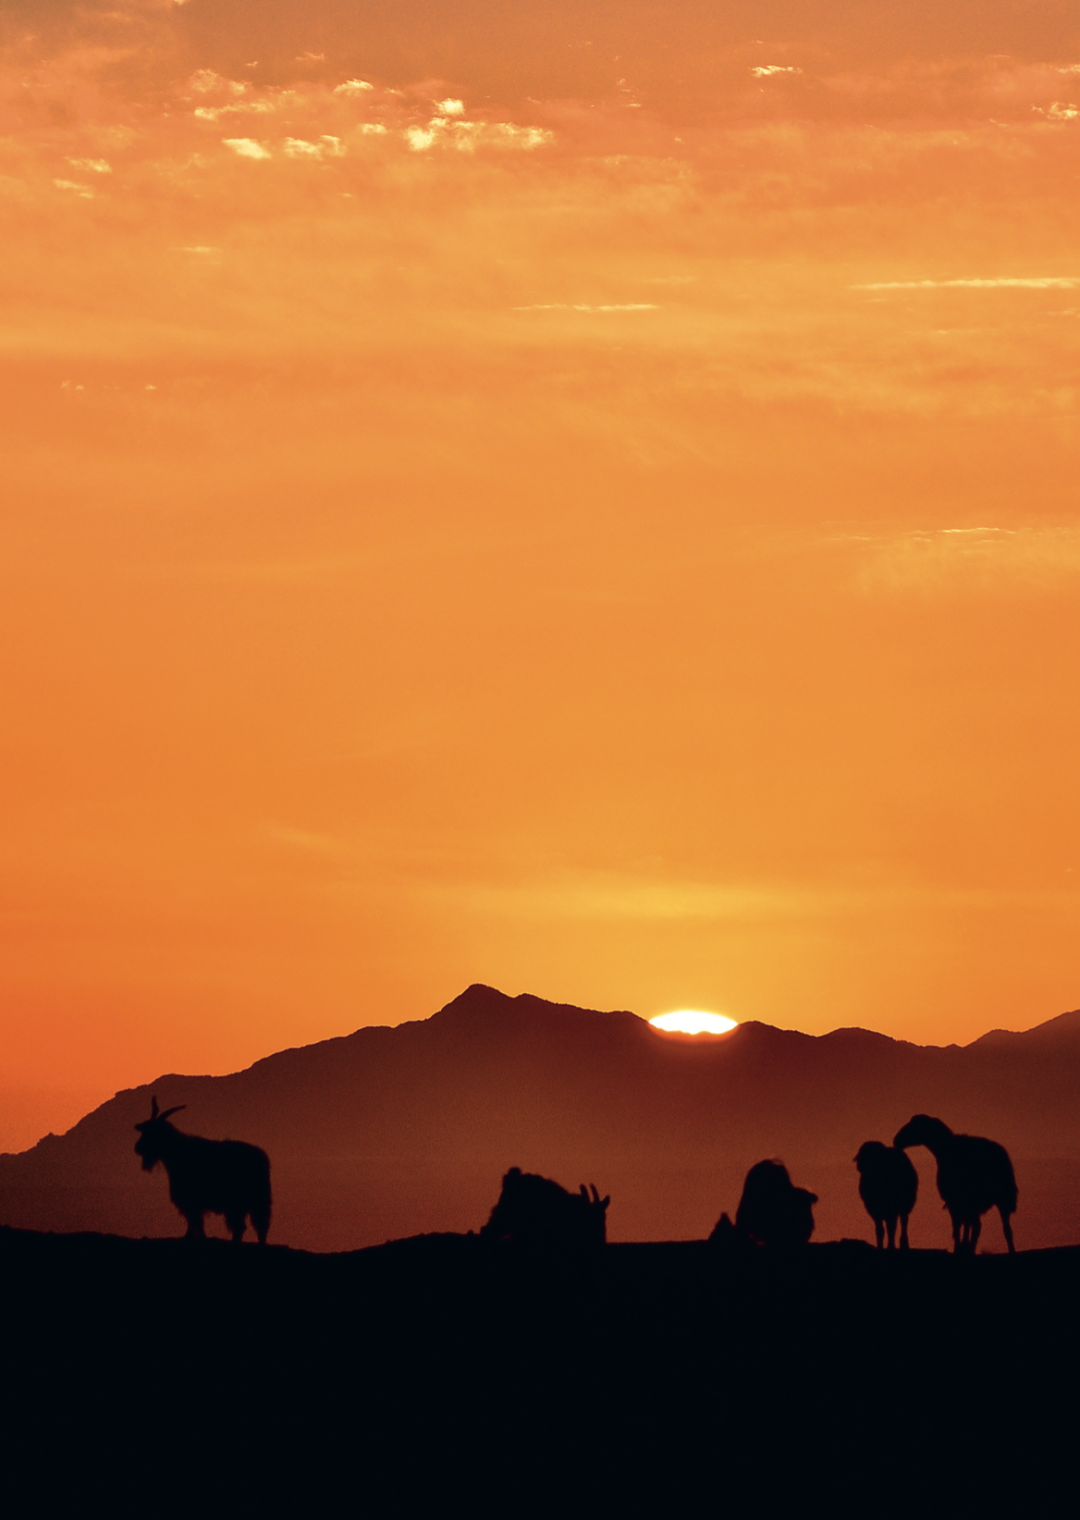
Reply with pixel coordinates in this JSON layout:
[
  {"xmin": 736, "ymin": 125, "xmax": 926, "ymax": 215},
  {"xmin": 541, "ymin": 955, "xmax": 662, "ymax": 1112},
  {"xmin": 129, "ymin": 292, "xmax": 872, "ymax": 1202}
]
[
  {"xmin": 134, "ymin": 1096, "xmax": 272, "ymax": 1243},
  {"xmin": 710, "ymin": 1160, "xmax": 817, "ymax": 1249},
  {"xmin": 480, "ymin": 1167, "xmax": 610, "ymax": 1248},
  {"xmin": 854, "ymin": 1141, "xmax": 919, "ymax": 1250},
  {"xmin": 894, "ymin": 1114, "xmax": 1016, "ymax": 1254}
]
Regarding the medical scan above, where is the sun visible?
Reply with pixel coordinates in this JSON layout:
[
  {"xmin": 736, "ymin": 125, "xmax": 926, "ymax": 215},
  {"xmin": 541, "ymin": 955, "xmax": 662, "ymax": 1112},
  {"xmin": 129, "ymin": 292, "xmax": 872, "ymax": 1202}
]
[{"xmin": 649, "ymin": 1010, "xmax": 738, "ymax": 1036}]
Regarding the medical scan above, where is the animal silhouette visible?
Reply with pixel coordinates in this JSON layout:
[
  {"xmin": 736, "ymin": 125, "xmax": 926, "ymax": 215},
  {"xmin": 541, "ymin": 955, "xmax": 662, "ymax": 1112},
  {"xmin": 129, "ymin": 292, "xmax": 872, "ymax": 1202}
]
[
  {"xmin": 854, "ymin": 1141, "xmax": 919, "ymax": 1249},
  {"xmin": 480, "ymin": 1167, "xmax": 610, "ymax": 1247},
  {"xmin": 710, "ymin": 1159, "xmax": 817, "ymax": 1248},
  {"xmin": 134, "ymin": 1096, "xmax": 272, "ymax": 1243},
  {"xmin": 894, "ymin": 1114, "xmax": 1016, "ymax": 1254}
]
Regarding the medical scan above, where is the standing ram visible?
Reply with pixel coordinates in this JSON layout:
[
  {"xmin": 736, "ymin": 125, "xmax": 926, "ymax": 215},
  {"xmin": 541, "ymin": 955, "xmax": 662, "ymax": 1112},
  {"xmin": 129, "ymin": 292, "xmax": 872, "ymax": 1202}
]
[
  {"xmin": 134, "ymin": 1096, "xmax": 272, "ymax": 1244},
  {"xmin": 854, "ymin": 1141, "xmax": 919, "ymax": 1250},
  {"xmin": 480, "ymin": 1167, "xmax": 610, "ymax": 1248},
  {"xmin": 894, "ymin": 1113, "xmax": 1016, "ymax": 1255}
]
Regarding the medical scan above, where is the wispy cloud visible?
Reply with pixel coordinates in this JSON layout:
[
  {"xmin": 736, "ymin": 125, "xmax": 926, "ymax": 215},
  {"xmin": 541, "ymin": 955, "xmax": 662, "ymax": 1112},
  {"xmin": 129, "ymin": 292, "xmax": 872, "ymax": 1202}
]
[
  {"xmin": 842, "ymin": 524, "xmax": 1080, "ymax": 593},
  {"xmin": 223, "ymin": 138, "xmax": 272, "ymax": 160},
  {"xmin": 513, "ymin": 303, "xmax": 659, "ymax": 312},
  {"xmin": 435, "ymin": 873, "xmax": 831, "ymax": 922},
  {"xmin": 260, "ymin": 822, "xmax": 347, "ymax": 856},
  {"xmin": 405, "ymin": 117, "xmax": 552, "ymax": 152},
  {"xmin": 189, "ymin": 70, "xmax": 248, "ymax": 96},
  {"xmin": 282, "ymin": 136, "xmax": 344, "ymax": 159},
  {"xmin": 854, "ymin": 277, "xmax": 1080, "ymax": 290},
  {"xmin": 194, "ymin": 101, "xmax": 276, "ymax": 121},
  {"xmin": 421, "ymin": 869, "xmax": 1070, "ymax": 923}
]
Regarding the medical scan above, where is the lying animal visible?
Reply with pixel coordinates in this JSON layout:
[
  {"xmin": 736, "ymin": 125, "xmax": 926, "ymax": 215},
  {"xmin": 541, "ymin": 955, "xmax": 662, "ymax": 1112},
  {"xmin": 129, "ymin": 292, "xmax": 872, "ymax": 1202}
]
[
  {"xmin": 134, "ymin": 1096, "xmax": 272, "ymax": 1244},
  {"xmin": 480, "ymin": 1167, "xmax": 610, "ymax": 1248},
  {"xmin": 710, "ymin": 1159, "xmax": 817, "ymax": 1249}
]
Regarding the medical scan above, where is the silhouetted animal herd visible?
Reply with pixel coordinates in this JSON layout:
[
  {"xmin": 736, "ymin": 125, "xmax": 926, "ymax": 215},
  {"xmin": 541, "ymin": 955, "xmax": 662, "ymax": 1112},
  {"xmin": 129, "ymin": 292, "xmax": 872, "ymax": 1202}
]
[{"xmin": 132, "ymin": 1098, "xmax": 1019, "ymax": 1254}]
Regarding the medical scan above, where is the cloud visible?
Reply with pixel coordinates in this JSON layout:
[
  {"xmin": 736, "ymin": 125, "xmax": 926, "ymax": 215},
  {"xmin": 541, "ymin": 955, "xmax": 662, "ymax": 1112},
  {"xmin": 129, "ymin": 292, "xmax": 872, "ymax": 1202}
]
[
  {"xmin": 223, "ymin": 139, "xmax": 272, "ymax": 160},
  {"xmin": 52, "ymin": 179, "xmax": 93, "ymax": 198},
  {"xmin": 194, "ymin": 100, "xmax": 275, "ymax": 121},
  {"xmin": 845, "ymin": 524, "xmax": 1080, "ymax": 593},
  {"xmin": 404, "ymin": 117, "xmax": 551, "ymax": 152},
  {"xmin": 260, "ymin": 822, "xmax": 347, "ymax": 856},
  {"xmin": 67, "ymin": 158, "xmax": 111, "ymax": 174},
  {"xmin": 438, "ymin": 872, "xmax": 827, "ymax": 922},
  {"xmin": 490, "ymin": 124, "xmax": 551, "ymax": 149},
  {"xmin": 434, "ymin": 99, "xmax": 465, "ymax": 116},
  {"xmin": 404, "ymin": 126, "xmax": 437, "ymax": 152},
  {"xmin": 282, "ymin": 136, "xmax": 344, "ymax": 159},
  {"xmin": 513, "ymin": 303, "xmax": 659, "ymax": 312},
  {"xmin": 751, "ymin": 66, "xmax": 802, "ymax": 78},
  {"xmin": 189, "ymin": 70, "xmax": 247, "ymax": 97},
  {"xmin": 425, "ymin": 868, "xmax": 1078, "ymax": 929},
  {"xmin": 334, "ymin": 80, "xmax": 374, "ymax": 96},
  {"xmin": 853, "ymin": 278, "xmax": 1080, "ymax": 290}
]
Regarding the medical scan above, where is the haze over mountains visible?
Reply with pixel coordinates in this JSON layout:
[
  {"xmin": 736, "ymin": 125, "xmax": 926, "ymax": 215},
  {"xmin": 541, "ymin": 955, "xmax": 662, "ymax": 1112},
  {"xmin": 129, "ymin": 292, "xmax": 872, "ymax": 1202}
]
[{"xmin": 3, "ymin": 984, "xmax": 1079, "ymax": 1251}]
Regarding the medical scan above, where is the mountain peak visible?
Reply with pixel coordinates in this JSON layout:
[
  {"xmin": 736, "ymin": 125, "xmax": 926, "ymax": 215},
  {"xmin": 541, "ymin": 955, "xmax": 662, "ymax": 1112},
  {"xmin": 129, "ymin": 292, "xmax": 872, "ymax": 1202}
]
[
  {"xmin": 431, "ymin": 984, "xmax": 638, "ymax": 1026},
  {"xmin": 967, "ymin": 1007, "xmax": 1080, "ymax": 1051}
]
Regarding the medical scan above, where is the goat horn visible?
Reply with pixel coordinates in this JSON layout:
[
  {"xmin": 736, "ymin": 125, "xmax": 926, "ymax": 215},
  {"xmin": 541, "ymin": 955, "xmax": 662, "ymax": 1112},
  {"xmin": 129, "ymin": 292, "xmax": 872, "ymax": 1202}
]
[
  {"xmin": 158, "ymin": 1105, "xmax": 186, "ymax": 1122},
  {"xmin": 149, "ymin": 1095, "xmax": 159, "ymax": 1120}
]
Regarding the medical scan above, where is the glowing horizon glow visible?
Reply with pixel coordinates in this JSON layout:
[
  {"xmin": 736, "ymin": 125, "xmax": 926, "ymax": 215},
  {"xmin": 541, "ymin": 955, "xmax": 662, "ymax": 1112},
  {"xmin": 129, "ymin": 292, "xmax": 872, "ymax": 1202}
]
[{"xmin": 649, "ymin": 1011, "xmax": 739, "ymax": 1036}]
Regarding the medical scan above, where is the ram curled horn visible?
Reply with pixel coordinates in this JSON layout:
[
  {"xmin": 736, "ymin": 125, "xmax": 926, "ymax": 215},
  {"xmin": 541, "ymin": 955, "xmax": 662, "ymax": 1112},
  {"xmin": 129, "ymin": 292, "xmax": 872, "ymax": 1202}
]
[{"xmin": 146, "ymin": 1094, "xmax": 186, "ymax": 1123}]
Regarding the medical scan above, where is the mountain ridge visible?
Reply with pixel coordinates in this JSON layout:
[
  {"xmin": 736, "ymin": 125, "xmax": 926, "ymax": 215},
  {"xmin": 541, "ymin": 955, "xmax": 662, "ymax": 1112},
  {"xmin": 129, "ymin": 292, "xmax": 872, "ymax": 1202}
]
[{"xmin": 2, "ymin": 984, "xmax": 1079, "ymax": 1251}]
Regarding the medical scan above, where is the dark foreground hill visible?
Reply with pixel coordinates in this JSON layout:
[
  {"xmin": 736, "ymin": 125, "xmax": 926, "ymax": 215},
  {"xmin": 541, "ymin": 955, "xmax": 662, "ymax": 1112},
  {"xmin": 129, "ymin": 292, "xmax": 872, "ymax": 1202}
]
[
  {"xmin": 2, "ymin": 1226, "xmax": 1077, "ymax": 1514},
  {"xmin": 3, "ymin": 984, "xmax": 1080, "ymax": 1250}
]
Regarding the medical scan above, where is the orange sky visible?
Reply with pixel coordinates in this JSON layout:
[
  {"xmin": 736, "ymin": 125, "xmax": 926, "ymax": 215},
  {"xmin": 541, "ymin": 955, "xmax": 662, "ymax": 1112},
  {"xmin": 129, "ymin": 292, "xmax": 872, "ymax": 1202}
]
[{"xmin": 2, "ymin": 0, "xmax": 1080, "ymax": 1149}]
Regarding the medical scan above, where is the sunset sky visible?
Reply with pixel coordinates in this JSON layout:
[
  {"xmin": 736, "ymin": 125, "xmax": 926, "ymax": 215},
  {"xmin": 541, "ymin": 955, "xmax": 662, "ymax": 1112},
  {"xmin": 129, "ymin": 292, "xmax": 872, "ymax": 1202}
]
[{"xmin": 2, "ymin": 0, "xmax": 1079, "ymax": 1148}]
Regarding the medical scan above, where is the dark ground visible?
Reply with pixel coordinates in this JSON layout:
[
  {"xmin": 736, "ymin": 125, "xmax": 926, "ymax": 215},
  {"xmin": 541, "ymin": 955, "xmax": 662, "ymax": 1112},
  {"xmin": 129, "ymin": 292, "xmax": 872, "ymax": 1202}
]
[{"xmin": 2, "ymin": 1227, "xmax": 1076, "ymax": 1515}]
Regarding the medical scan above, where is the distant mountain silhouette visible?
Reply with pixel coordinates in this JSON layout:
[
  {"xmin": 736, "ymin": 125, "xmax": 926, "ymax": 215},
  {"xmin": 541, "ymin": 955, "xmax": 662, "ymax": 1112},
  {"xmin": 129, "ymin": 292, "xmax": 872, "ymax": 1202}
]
[{"xmin": 2, "ymin": 984, "xmax": 1079, "ymax": 1250}]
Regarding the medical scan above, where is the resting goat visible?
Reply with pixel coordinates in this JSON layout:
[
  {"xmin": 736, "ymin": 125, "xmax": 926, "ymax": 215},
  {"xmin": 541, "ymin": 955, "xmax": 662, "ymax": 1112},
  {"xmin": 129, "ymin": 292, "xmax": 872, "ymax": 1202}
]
[
  {"xmin": 710, "ymin": 1160, "xmax": 817, "ymax": 1249},
  {"xmin": 480, "ymin": 1167, "xmax": 610, "ymax": 1248},
  {"xmin": 894, "ymin": 1114, "xmax": 1016, "ymax": 1255},
  {"xmin": 134, "ymin": 1096, "xmax": 272, "ymax": 1244},
  {"xmin": 854, "ymin": 1141, "xmax": 919, "ymax": 1250}
]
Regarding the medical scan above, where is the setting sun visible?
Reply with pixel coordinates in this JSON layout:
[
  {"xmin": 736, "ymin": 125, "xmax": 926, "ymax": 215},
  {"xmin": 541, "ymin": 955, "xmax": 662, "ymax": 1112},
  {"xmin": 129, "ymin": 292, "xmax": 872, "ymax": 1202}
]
[{"xmin": 649, "ymin": 1011, "xmax": 738, "ymax": 1036}]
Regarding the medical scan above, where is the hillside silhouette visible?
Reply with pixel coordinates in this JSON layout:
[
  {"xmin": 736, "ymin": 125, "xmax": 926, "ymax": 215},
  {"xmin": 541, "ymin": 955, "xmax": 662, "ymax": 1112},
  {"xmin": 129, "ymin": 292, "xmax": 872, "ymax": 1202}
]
[
  {"xmin": 2, "ymin": 1226, "xmax": 1076, "ymax": 1512},
  {"xmin": 2, "ymin": 984, "xmax": 1079, "ymax": 1250}
]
